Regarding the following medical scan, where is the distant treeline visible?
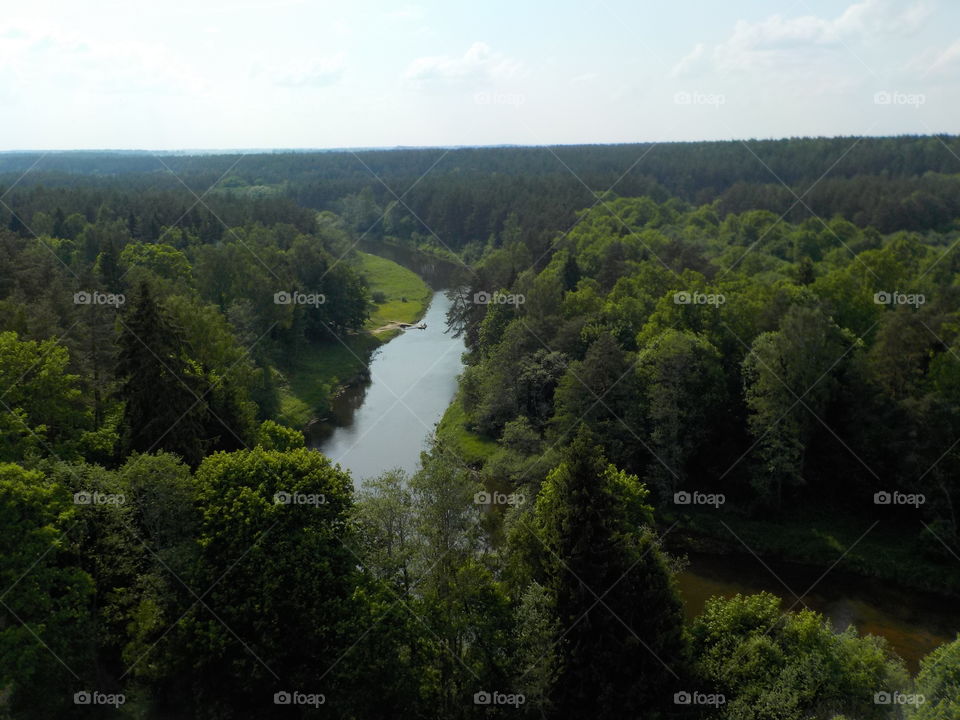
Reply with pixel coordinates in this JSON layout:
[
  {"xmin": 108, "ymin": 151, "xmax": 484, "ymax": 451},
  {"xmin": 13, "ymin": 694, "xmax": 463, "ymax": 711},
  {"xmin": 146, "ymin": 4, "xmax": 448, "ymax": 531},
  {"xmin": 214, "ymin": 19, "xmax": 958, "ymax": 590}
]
[{"xmin": 2, "ymin": 137, "xmax": 959, "ymax": 257}]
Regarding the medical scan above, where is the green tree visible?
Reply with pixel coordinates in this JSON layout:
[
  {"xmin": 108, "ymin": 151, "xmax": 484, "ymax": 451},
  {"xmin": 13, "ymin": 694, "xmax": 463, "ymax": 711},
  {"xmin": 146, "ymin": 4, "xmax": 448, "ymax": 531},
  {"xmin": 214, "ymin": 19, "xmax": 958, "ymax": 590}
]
[
  {"xmin": 116, "ymin": 283, "xmax": 207, "ymax": 465},
  {"xmin": 742, "ymin": 306, "xmax": 855, "ymax": 508},
  {"xmin": 255, "ymin": 420, "xmax": 305, "ymax": 451},
  {"xmin": 550, "ymin": 333, "xmax": 643, "ymax": 471},
  {"xmin": 0, "ymin": 331, "xmax": 87, "ymax": 462},
  {"xmin": 637, "ymin": 329, "xmax": 727, "ymax": 500},
  {"xmin": 910, "ymin": 636, "xmax": 960, "ymax": 719},
  {"xmin": 119, "ymin": 242, "xmax": 192, "ymax": 285},
  {"xmin": 691, "ymin": 592, "xmax": 909, "ymax": 720},
  {"xmin": 533, "ymin": 431, "xmax": 686, "ymax": 718},
  {"xmin": 172, "ymin": 448, "xmax": 356, "ymax": 719},
  {"xmin": 409, "ymin": 447, "xmax": 514, "ymax": 719},
  {"xmin": 0, "ymin": 463, "xmax": 95, "ymax": 720}
]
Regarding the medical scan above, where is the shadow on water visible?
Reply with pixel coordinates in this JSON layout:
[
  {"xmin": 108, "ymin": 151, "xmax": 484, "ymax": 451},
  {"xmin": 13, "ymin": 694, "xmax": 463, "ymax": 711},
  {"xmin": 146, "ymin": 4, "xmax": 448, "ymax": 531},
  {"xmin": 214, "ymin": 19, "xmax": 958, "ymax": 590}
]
[{"xmin": 677, "ymin": 551, "xmax": 959, "ymax": 672}]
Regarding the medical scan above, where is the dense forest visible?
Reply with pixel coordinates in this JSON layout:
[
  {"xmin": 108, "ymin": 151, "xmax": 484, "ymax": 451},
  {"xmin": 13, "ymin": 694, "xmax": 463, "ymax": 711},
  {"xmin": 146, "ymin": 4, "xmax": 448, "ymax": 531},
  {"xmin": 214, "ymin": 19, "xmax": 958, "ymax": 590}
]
[
  {"xmin": 3, "ymin": 136, "xmax": 960, "ymax": 260},
  {"xmin": 1, "ymin": 138, "xmax": 959, "ymax": 718}
]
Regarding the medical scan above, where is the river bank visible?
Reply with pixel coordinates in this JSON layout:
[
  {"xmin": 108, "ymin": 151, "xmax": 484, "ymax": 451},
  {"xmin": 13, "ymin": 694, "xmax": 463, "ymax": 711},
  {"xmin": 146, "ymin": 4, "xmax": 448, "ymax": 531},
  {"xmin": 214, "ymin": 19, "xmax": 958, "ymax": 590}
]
[
  {"xmin": 663, "ymin": 506, "xmax": 960, "ymax": 598},
  {"xmin": 430, "ymin": 403, "xmax": 960, "ymax": 665},
  {"xmin": 435, "ymin": 400, "xmax": 960, "ymax": 600},
  {"xmin": 676, "ymin": 551, "xmax": 958, "ymax": 673},
  {"xmin": 275, "ymin": 251, "xmax": 432, "ymax": 428}
]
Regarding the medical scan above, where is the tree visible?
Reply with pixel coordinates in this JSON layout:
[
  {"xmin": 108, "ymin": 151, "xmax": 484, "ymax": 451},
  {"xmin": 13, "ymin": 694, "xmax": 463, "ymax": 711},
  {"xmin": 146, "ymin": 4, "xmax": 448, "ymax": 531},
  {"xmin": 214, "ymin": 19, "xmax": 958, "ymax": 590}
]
[
  {"xmin": 513, "ymin": 581, "xmax": 560, "ymax": 713},
  {"xmin": 533, "ymin": 431, "xmax": 686, "ymax": 718},
  {"xmin": 353, "ymin": 469, "xmax": 416, "ymax": 592},
  {"xmin": 255, "ymin": 420, "xmax": 305, "ymax": 451},
  {"xmin": 0, "ymin": 331, "xmax": 87, "ymax": 462},
  {"xmin": 116, "ymin": 282, "xmax": 207, "ymax": 465},
  {"xmin": 164, "ymin": 295, "xmax": 258, "ymax": 452},
  {"xmin": 742, "ymin": 306, "xmax": 855, "ymax": 509},
  {"xmin": 171, "ymin": 448, "xmax": 357, "ymax": 718},
  {"xmin": 119, "ymin": 242, "xmax": 192, "ymax": 286},
  {"xmin": 550, "ymin": 333, "xmax": 643, "ymax": 471},
  {"xmin": 690, "ymin": 592, "xmax": 909, "ymax": 720},
  {"xmin": 0, "ymin": 463, "xmax": 95, "ymax": 719},
  {"xmin": 637, "ymin": 329, "xmax": 727, "ymax": 500},
  {"xmin": 408, "ymin": 446, "xmax": 514, "ymax": 719},
  {"xmin": 910, "ymin": 636, "xmax": 960, "ymax": 720}
]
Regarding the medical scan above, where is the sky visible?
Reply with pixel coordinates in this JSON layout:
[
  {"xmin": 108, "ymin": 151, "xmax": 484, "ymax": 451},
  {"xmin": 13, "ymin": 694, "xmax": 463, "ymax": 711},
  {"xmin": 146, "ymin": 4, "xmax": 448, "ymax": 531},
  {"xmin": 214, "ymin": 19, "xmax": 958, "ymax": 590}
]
[{"xmin": 1, "ymin": 0, "xmax": 957, "ymax": 150}]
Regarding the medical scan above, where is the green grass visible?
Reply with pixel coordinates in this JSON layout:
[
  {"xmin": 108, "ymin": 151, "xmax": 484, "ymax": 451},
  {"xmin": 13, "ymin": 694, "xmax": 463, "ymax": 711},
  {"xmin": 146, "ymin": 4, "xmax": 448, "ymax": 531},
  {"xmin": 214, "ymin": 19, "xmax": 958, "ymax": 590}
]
[
  {"xmin": 664, "ymin": 506, "xmax": 960, "ymax": 597},
  {"xmin": 275, "ymin": 252, "xmax": 432, "ymax": 428},
  {"xmin": 276, "ymin": 333, "xmax": 381, "ymax": 427},
  {"xmin": 436, "ymin": 392, "xmax": 499, "ymax": 465},
  {"xmin": 357, "ymin": 252, "xmax": 432, "ymax": 330}
]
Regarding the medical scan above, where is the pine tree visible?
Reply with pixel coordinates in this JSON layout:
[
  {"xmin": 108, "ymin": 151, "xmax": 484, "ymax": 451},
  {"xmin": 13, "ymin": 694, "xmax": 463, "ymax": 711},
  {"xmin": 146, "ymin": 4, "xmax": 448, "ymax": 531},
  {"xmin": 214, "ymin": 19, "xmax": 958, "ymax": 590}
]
[
  {"xmin": 536, "ymin": 429, "xmax": 686, "ymax": 718},
  {"xmin": 116, "ymin": 282, "xmax": 206, "ymax": 465}
]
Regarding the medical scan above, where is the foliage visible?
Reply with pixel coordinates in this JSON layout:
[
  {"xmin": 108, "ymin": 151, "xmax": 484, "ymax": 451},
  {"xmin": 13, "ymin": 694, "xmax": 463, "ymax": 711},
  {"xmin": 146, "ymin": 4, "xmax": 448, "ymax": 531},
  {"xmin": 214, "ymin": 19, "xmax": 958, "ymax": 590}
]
[{"xmin": 690, "ymin": 592, "xmax": 909, "ymax": 720}]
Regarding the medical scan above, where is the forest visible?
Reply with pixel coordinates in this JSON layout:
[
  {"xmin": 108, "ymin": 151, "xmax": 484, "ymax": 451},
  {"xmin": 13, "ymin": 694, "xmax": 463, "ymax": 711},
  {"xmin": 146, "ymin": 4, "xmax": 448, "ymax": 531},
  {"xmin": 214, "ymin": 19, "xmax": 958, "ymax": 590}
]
[{"xmin": 1, "ymin": 137, "xmax": 959, "ymax": 719}]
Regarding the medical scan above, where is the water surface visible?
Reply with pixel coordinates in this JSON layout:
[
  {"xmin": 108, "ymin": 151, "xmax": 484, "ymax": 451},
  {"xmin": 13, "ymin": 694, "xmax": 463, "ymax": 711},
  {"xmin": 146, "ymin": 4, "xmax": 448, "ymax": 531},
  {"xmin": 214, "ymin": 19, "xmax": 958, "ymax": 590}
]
[
  {"xmin": 311, "ymin": 290, "xmax": 464, "ymax": 482},
  {"xmin": 677, "ymin": 551, "xmax": 959, "ymax": 672}
]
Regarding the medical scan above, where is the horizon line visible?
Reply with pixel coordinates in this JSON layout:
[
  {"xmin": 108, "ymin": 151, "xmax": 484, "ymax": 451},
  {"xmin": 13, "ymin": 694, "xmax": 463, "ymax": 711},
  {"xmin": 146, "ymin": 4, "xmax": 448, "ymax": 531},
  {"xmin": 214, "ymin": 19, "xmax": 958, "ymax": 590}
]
[{"xmin": 1, "ymin": 132, "xmax": 957, "ymax": 156}]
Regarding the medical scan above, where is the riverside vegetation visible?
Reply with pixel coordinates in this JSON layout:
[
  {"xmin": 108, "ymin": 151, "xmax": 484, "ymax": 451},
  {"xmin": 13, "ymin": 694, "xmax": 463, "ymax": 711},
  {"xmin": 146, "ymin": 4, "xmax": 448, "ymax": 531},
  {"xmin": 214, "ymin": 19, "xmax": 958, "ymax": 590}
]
[{"xmin": 0, "ymin": 139, "xmax": 959, "ymax": 718}]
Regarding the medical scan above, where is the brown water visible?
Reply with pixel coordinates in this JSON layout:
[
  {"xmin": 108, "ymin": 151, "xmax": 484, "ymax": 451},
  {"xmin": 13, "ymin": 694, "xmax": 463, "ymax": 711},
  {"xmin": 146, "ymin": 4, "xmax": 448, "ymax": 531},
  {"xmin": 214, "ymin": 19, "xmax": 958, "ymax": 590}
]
[{"xmin": 677, "ymin": 552, "xmax": 959, "ymax": 672}]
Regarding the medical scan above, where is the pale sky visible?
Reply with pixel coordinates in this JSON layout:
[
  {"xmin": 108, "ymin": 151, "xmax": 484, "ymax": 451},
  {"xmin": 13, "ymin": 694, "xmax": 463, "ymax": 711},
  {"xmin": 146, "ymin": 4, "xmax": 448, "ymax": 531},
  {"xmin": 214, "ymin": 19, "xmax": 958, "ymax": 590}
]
[{"xmin": 1, "ymin": 0, "xmax": 957, "ymax": 150}]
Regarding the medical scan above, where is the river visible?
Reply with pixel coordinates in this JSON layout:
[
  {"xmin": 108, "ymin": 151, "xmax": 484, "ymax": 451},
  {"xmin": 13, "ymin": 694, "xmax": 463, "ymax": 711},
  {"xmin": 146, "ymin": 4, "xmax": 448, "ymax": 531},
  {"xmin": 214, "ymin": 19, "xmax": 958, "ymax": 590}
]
[
  {"xmin": 311, "ymin": 290, "xmax": 464, "ymax": 482},
  {"xmin": 677, "ymin": 552, "xmax": 957, "ymax": 672},
  {"xmin": 309, "ymin": 256, "xmax": 956, "ymax": 674}
]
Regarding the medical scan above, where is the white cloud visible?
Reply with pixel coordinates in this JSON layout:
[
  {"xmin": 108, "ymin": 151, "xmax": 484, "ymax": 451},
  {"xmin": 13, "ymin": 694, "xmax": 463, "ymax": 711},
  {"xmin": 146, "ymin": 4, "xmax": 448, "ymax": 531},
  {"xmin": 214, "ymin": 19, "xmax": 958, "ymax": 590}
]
[
  {"xmin": 918, "ymin": 38, "xmax": 960, "ymax": 76},
  {"xmin": 0, "ymin": 21, "xmax": 208, "ymax": 97},
  {"xmin": 672, "ymin": 0, "xmax": 933, "ymax": 76},
  {"xmin": 403, "ymin": 42, "xmax": 522, "ymax": 89},
  {"xmin": 271, "ymin": 54, "xmax": 346, "ymax": 87},
  {"xmin": 570, "ymin": 72, "xmax": 599, "ymax": 86},
  {"xmin": 670, "ymin": 43, "xmax": 704, "ymax": 77},
  {"xmin": 385, "ymin": 5, "xmax": 423, "ymax": 21}
]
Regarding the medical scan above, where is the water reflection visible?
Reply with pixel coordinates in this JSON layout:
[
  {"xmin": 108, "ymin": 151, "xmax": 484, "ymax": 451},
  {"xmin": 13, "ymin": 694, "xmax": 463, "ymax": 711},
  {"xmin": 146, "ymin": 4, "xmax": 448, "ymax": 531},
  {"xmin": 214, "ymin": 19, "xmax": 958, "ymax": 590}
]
[
  {"xmin": 310, "ymin": 290, "xmax": 465, "ymax": 483},
  {"xmin": 677, "ymin": 551, "xmax": 959, "ymax": 672}
]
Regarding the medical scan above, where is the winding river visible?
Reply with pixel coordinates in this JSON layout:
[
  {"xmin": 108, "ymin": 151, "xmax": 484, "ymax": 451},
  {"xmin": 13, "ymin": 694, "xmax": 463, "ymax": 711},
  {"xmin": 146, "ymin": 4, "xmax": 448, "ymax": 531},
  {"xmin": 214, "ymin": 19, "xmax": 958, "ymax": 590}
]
[{"xmin": 309, "ymin": 255, "xmax": 957, "ymax": 673}]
